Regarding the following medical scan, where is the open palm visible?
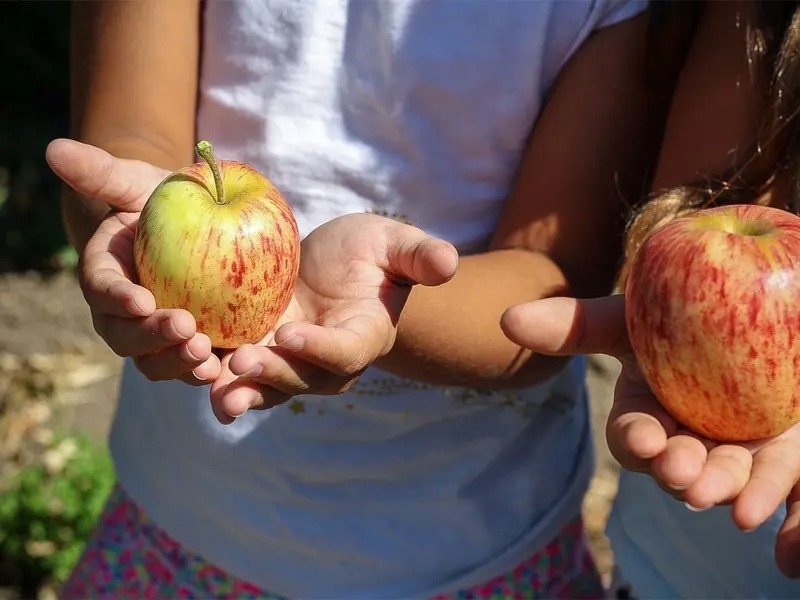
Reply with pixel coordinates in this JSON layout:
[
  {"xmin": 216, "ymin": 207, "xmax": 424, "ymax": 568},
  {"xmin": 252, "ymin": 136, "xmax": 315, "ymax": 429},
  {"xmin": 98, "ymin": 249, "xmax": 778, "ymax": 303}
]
[
  {"xmin": 48, "ymin": 138, "xmax": 458, "ymax": 423},
  {"xmin": 211, "ymin": 212, "xmax": 458, "ymax": 422},
  {"xmin": 502, "ymin": 294, "xmax": 800, "ymax": 578}
]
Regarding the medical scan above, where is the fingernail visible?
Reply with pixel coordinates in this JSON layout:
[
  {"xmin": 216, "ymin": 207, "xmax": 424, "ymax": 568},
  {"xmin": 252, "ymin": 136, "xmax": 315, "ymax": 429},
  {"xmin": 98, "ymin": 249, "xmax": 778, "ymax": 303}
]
[
  {"xmin": 669, "ymin": 484, "xmax": 688, "ymax": 491},
  {"xmin": 278, "ymin": 334, "xmax": 304, "ymax": 351},
  {"xmin": 684, "ymin": 501, "xmax": 710, "ymax": 512},
  {"xmin": 191, "ymin": 371, "xmax": 206, "ymax": 382}
]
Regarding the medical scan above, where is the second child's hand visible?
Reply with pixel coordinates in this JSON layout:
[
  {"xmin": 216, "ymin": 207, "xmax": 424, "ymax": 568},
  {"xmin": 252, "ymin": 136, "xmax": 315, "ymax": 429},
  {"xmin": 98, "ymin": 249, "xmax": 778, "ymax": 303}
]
[{"xmin": 501, "ymin": 293, "xmax": 800, "ymax": 578}]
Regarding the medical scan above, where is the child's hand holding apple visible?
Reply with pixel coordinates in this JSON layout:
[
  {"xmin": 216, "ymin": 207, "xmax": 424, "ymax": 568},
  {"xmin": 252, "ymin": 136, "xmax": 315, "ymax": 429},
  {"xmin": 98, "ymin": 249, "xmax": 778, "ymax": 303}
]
[
  {"xmin": 46, "ymin": 138, "xmax": 222, "ymax": 385},
  {"xmin": 207, "ymin": 212, "xmax": 459, "ymax": 423},
  {"xmin": 47, "ymin": 138, "xmax": 459, "ymax": 425},
  {"xmin": 501, "ymin": 204, "xmax": 800, "ymax": 580}
]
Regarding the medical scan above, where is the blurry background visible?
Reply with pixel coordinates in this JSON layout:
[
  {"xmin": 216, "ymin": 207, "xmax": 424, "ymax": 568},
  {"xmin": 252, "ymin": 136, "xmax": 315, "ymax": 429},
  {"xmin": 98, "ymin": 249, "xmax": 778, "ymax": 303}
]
[
  {"xmin": 0, "ymin": 3, "xmax": 622, "ymax": 599},
  {"xmin": 1, "ymin": 4, "xmax": 118, "ymax": 599}
]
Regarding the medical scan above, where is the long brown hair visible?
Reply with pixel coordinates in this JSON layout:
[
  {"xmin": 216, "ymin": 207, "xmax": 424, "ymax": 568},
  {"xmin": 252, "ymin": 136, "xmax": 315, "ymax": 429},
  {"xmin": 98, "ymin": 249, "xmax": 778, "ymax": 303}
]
[{"xmin": 618, "ymin": 1, "xmax": 800, "ymax": 288}]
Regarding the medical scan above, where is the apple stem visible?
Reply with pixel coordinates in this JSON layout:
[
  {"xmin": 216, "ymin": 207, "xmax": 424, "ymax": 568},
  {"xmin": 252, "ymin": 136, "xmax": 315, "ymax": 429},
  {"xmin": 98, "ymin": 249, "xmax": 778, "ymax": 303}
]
[{"xmin": 196, "ymin": 140, "xmax": 226, "ymax": 205}]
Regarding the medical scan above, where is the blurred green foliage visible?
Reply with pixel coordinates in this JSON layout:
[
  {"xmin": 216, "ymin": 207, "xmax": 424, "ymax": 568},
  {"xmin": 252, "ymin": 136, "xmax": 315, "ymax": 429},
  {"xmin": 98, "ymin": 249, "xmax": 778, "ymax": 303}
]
[
  {"xmin": 0, "ymin": 2, "xmax": 73, "ymax": 273},
  {"xmin": 0, "ymin": 434, "xmax": 115, "ymax": 598}
]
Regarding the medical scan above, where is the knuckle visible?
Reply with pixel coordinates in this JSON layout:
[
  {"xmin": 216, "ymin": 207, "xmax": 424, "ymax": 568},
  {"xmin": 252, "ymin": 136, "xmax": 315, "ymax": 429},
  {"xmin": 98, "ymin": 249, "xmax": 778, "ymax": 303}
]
[
  {"xmin": 257, "ymin": 388, "xmax": 293, "ymax": 409},
  {"xmin": 91, "ymin": 158, "xmax": 116, "ymax": 198},
  {"xmin": 83, "ymin": 269, "xmax": 104, "ymax": 296},
  {"xmin": 718, "ymin": 447, "xmax": 751, "ymax": 468},
  {"xmin": 338, "ymin": 349, "xmax": 370, "ymax": 377}
]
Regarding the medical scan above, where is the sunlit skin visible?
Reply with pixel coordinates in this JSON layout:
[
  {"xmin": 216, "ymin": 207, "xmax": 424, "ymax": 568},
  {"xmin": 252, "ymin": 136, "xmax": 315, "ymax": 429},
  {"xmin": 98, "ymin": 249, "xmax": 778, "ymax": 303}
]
[
  {"xmin": 134, "ymin": 141, "xmax": 300, "ymax": 349},
  {"xmin": 626, "ymin": 204, "xmax": 800, "ymax": 442}
]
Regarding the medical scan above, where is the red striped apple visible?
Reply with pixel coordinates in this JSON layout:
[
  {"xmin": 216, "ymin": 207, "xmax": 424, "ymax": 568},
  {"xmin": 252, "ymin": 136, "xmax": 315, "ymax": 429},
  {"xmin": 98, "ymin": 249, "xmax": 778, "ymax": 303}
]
[
  {"xmin": 625, "ymin": 204, "xmax": 800, "ymax": 442},
  {"xmin": 133, "ymin": 140, "xmax": 300, "ymax": 349}
]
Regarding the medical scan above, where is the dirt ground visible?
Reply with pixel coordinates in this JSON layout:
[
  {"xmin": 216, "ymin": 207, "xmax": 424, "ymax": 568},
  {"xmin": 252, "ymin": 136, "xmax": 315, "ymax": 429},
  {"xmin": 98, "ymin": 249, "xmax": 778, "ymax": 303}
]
[{"xmin": 0, "ymin": 271, "xmax": 623, "ymax": 585}]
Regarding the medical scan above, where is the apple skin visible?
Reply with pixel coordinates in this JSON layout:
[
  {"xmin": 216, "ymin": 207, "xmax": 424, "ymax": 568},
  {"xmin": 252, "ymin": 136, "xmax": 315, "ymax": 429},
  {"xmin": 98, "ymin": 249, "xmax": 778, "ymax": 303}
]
[
  {"xmin": 133, "ymin": 153, "xmax": 300, "ymax": 350},
  {"xmin": 625, "ymin": 204, "xmax": 800, "ymax": 442}
]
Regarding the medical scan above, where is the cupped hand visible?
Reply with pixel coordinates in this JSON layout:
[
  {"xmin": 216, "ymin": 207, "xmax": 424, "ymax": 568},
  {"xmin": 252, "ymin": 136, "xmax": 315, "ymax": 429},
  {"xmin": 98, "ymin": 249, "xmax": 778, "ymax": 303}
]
[
  {"xmin": 209, "ymin": 213, "xmax": 459, "ymax": 423},
  {"xmin": 501, "ymin": 294, "xmax": 800, "ymax": 578},
  {"xmin": 46, "ymin": 138, "xmax": 220, "ymax": 383}
]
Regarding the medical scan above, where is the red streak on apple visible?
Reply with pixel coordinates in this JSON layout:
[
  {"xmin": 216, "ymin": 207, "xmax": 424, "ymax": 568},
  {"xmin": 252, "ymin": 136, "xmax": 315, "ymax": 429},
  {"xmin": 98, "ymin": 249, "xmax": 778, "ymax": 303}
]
[{"xmin": 625, "ymin": 204, "xmax": 800, "ymax": 442}]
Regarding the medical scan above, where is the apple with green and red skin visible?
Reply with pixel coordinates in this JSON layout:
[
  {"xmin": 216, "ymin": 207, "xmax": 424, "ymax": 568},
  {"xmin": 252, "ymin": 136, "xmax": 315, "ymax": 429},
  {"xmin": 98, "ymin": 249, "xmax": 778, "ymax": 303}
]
[
  {"xmin": 625, "ymin": 204, "xmax": 800, "ymax": 442},
  {"xmin": 133, "ymin": 140, "xmax": 300, "ymax": 349}
]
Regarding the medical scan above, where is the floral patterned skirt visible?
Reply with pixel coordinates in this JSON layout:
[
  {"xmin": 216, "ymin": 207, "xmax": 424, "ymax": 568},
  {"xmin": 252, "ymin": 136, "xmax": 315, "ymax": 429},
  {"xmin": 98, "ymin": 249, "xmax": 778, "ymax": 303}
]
[{"xmin": 61, "ymin": 484, "xmax": 603, "ymax": 599}]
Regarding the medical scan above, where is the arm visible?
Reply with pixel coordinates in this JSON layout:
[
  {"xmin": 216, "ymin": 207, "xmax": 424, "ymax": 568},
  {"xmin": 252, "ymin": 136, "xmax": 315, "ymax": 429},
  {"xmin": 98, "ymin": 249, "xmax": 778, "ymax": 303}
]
[
  {"xmin": 63, "ymin": 0, "xmax": 200, "ymax": 252},
  {"xmin": 377, "ymin": 12, "xmax": 671, "ymax": 389},
  {"xmin": 647, "ymin": 1, "xmax": 766, "ymax": 193}
]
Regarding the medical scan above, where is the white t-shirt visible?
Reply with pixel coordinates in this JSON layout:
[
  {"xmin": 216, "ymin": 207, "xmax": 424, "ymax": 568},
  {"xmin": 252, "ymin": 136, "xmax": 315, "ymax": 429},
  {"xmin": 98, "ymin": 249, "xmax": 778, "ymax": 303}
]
[{"xmin": 110, "ymin": 1, "xmax": 647, "ymax": 597}]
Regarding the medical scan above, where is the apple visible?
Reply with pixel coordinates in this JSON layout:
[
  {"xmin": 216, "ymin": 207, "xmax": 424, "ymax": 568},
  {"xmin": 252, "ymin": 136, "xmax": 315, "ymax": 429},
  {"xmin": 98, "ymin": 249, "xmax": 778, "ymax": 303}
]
[
  {"xmin": 625, "ymin": 204, "xmax": 800, "ymax": 442},
  {"xmin": 133, "ymin": 140, "xmax": 301, "ymax": 349}
]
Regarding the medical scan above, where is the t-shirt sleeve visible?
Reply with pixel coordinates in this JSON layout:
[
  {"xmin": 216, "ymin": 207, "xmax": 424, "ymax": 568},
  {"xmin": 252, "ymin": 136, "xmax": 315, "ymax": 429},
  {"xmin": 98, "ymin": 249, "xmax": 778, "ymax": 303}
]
[{"xmin": 596, "ymin": 0, "xmax": 649, "ymax": 29}]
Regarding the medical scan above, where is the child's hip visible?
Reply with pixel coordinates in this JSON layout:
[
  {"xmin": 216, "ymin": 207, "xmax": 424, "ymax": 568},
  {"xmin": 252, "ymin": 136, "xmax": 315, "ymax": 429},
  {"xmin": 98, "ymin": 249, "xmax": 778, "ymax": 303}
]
[{"xmin": 61, "ymin": 482, "xmax": 603, "ymax": 599}]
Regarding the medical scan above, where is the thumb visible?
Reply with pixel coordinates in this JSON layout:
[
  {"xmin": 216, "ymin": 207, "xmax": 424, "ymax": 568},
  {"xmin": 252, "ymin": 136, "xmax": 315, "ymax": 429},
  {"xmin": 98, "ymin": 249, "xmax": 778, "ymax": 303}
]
[
  {"xmin": 500, "ymin": 294, "xmax": 632, "ymax": 359},
  {"xmin": 45, "ymin": 138, "xmax": 168, "ymax": 212},
  {"xmin": 383, "ymin": 224, "xmax": 459, "ymax": 287}
]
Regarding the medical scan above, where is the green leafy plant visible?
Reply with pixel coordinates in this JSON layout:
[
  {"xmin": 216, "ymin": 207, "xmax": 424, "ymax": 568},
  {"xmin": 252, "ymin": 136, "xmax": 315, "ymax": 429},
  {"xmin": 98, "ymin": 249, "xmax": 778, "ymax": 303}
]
[{"xmin": 0, "ymin": 434, "xmax": 115, "ymax": 597}]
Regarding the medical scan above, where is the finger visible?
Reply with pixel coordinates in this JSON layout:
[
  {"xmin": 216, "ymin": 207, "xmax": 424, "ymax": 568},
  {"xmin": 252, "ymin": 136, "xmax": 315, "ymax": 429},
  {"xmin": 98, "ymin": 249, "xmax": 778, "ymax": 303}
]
[
  {"xmin": 93, "ymin": 309, "xmax": 196, "ymax": 357},
  {"xmin": 380, "ymin": 222, "xmax": 459, "ymax": 286},
  {"xmin": 500, "ymin": 295, "xmax": 631, "ymax": 359},
  {"xmin": 682, "ymin": 444, "xmax": 752, "ymax": 510},
  {"xmin": 272, "ymin": 316, "xmax": 388, "ymax": 376},
  {"xmin": 225, "ymin": 342, "xmax": 356, "ymax": 407},
  {"xmin": 210, "ymin": 353, "xmax": 293, "ymax": 422},
  {"xmin": 209, "ymin": 355, "xmax": 237, "ymax": 424},
  {"xmin": 46, "ymin": 138, "xmax": 168, "ymax": 212},
  {"xmin": 211, "ymin": 379, "xmax": 292, "ymax": 420},
  {"xmin": 732, "ymin": 432, "xmax": 800, "ymax": 532},
  {"xmin": 228, "ymin": 343, "xmax": 317, "ymax": 393},
  {"xmin": 776, "ymin": 481, "xmax": 800, "ymax": 578},
  {"xmin": 650, "ymin": 432, "xmax": 711, "ymax": 493},
  {"xmin": 219, "ymin": 342, "xmax": 362, "ymax": 419},
  {"xmin": 607, "ymin": 390, "xmax": 677, "ymax": 472},
  {"xmin": 81, "ymin": 265, "xmax": 156, "ymax": 318},
  {"xmin": 132, "ymin": 333, "xmax": 214, "ymax": 382},
  {"xmin": 81, "ymin": 220, "xmax": 156, "ymax": 318},
  {"xmin": 191, "ymin": 353, "xmax": 223, "ymax": 383}
]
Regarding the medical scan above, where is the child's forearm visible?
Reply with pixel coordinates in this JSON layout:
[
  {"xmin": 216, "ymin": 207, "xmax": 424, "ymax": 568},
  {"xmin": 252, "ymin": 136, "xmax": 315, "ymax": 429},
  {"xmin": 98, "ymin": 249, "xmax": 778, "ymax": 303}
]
[
  {"xmin": 62, "ymin": 0, "xmax": 199, "ymax": 253},
  {"xmin": 373, "ymin": 13, "xmax": 666, "ymax": 390},
  {"xmin": 376, "ymin": 247, "xmax": 574, "ymax": 389}
]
